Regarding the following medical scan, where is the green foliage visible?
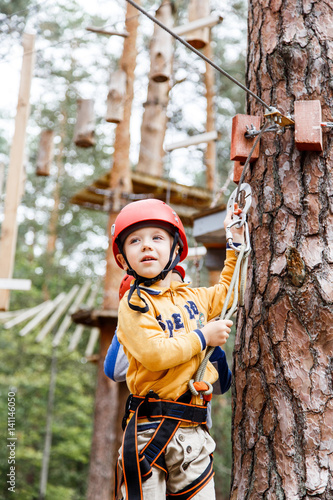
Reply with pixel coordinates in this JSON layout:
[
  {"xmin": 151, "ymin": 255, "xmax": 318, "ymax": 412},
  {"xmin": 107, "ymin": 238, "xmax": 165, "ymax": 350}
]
[{"xmin": 0, "ymin": 325, "xmax": 96, "ymax": 499}]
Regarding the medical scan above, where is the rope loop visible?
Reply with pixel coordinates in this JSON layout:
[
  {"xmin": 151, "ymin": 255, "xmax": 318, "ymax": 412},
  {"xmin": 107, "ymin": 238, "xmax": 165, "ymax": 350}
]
[
  {"xmin": 189, "ymin": 379, "xmax": 213, "ymax": 397},
  {"xmin": 189, "ymin": 244, "xmax": 250, "ymax": 392}
]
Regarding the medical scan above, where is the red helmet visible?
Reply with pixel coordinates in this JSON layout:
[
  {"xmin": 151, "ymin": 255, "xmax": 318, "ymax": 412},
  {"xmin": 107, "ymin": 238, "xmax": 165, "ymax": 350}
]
[
  {"xmin": 112, "ymin": 199, "xmax": 188, "ymax": 269},
  {"xmin": 119, "ymin": 274, "xmax": 133, "ymax": 300},
  {"xmin": 173, "ymin": 265, "xmax": 185, "ymax": 281}
]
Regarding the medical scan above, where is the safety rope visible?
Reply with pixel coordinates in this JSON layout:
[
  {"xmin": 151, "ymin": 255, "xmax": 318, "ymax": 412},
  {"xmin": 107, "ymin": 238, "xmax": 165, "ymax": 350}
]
[{"xmin": 189, "ymin": 243, "xmax": 249, "ymax": 397}]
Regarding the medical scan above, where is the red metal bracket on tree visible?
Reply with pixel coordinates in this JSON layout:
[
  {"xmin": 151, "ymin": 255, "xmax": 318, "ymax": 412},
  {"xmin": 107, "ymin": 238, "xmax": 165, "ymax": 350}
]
[{"xmin": 294, "ymin": 100, "xmax": 323, "ymax": 152}]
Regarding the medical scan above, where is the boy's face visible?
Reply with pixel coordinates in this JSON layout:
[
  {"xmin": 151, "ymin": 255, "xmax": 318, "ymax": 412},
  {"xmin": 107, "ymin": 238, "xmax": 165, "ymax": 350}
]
[{"xmin": 117, "ymin": 226, "xmax": 178, "ymax": 280}]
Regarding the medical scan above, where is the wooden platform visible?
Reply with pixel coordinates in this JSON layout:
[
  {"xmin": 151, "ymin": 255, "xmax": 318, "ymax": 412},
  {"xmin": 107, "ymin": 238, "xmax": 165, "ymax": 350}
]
[
  {"xmin": 71, "ymin": 308, "xmax": 118, "ymax": 328},
  {"xmin": 70, "ymin": 171, "xmax": 213, "ymax": 226}
]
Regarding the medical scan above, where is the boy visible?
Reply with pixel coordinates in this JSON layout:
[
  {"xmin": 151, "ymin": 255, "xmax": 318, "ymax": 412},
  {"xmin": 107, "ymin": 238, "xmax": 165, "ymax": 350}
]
[
  {"xmin": 111, "ymin": 198, "xmax": 244, "ymax": 499},
  {"xmin": 104, "ymin": 270, "xmax": 232, "ymax": 429}
]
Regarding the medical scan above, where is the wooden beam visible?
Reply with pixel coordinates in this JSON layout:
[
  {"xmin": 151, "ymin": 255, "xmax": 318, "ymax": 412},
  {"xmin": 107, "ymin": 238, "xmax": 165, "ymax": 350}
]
[
  {"xmin": 173, "ymin": 14, "xmax": 223, "ymax": 37},
  {"xmin": 52, "ymin": 280, "xmax": 92, "ymax": 347},
  {"xmin": 19, "ymin": 293, "xmax": 65, "ymax": 337},
  {"xmin": 86, "ymin": 26, "xmax": 129, "ymax": 37},
  {"xmin": 4, "ymin": 301, "xmax": 47, "ymax": 329},
  {"xmin": 0, "ymin": 278, "xmax": 31, "ymax": 290},
  {"xmin": 0, "ymin": 33, "xmax": 35, "ymax": 310},
  {"xmin": 35, "ymin": 285, "xmax": 80, "ymax": 343},
  {"xmin": 68, "ymin": 285, "xmax": 99, "ymax": 351},
  {"xmin": 85, "ymin": 327, "xmax": 100, "ymax": 357},
  {"xmin": 164, "ymin": 130, "xmax": 218, "ymax": 152}
]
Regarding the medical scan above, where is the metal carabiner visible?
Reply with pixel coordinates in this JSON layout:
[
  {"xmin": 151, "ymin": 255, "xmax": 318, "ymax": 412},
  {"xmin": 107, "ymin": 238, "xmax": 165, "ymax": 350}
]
[
  {"xmin": 226, "ymin": 183, "xmax": 252, "ymax": 252},
  {"xmin": 226, "ymin": 183, "xmax": 252, "ymax": 226}
]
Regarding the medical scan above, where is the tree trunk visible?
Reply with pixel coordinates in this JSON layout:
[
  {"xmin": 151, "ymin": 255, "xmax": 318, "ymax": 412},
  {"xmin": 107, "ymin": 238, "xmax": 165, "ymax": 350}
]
[
  {"xmin": 86, "ymin": 323, "xmax": 119, "ymax": 500},
  {"xmin": 231, "ymin": 1, "xmax": 333, "ymax": 499}
]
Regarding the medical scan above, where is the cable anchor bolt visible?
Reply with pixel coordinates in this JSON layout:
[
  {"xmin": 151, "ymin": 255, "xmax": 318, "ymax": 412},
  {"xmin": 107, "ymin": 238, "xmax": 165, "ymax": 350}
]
[{"xmin": 264, "ymin": 106, "xmax": 295, "ymax": 127}]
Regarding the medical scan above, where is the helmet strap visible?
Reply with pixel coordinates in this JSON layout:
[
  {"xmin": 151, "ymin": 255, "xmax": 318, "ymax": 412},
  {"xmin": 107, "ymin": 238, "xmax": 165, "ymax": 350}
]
[{"xmin": 117, "ymin": 230, "xmax": 182, "ymax": 313}]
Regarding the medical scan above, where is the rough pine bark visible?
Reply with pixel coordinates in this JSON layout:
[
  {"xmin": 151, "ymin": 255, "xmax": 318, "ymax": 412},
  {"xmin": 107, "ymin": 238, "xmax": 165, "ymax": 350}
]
[{"xmin": 231, "ymin": 1, "xmax": 333, "ymax": 499}]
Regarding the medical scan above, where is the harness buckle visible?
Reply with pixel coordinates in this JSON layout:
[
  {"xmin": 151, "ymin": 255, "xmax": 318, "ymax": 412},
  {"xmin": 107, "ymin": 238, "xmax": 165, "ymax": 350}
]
[{"xmin": 122, "ymin": 393, "xmax": 133, "ymax": 430}]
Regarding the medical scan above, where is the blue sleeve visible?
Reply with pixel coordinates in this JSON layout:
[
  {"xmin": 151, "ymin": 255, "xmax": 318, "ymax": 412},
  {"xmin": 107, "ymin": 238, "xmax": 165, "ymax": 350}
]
[
  {"xmin": 210, "ymin": 347, "xmax": 232, "ymax": 394},
  {"xmin": 104, "ymin": 331, "xmax": 129, "ymax": 382}
]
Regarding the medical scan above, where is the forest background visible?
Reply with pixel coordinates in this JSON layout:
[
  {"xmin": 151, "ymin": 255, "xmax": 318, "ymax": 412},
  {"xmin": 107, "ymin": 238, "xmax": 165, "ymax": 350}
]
[{"xmin": 0, "ymin": 0, "xmax": 247, "ymax": 498}]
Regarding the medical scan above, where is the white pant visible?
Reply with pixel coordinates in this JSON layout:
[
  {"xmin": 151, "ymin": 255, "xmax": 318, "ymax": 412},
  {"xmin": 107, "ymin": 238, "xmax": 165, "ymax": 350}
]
[{"xmin": 118, "ymin": 425, "xmax": 216, "ymax": 499}]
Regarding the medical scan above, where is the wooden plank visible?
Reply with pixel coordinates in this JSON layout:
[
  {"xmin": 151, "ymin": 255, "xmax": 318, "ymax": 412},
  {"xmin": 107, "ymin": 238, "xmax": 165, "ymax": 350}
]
[
  {"xmin": 0, "ymin": 278, "xmax": 31, "ymax": 290},
  {"xmin": 173, "ymin": 14, "xmax": 223, "ymax": 36},
  {"xmin": 164, "ymin": 130, "xmax": 218, "ymax": 152},
  {"xmin": 4, "ymin": 301, "xmax": 48, "ymax": 329},
  {"xmin": 19, "ymin": 293, "xmax": 65, "ymax": 337},
  {"xmin": 36, "ymin": 129, "xmax": 54, "ymax": 176},
  {"xmin": 184, "ymin": 0, "xmax": 210, "ymax": 49},
  {"xmin": 0, "ymin": 33, "xmax": 36, "ymax": 311},
  {"xmin": 52, "ymin": 280, "xmax": 92, "ymax": 347},
  {"xmin": 150, "ymin": 2, "xmax": 174, "ymax": 82},
  {"xmin": 85, "ymin": 327, "xmax": 100, "ymax": 357},
  {"xmin": 68, "ymin": 285, "xmax": 100, "ymax": 351},
  {"xmin": 35, "ymin": 285, "xmax": 80, "ymax": 343},
  {"xmin": 106, "ymin": 70, "xmax": 127, "ymax": 123},
  {"xmin": 0, "ymin": 308, "xmax": 28, "ymax": 321},
  {"xmin": 73, "ymin": 99, "xmax": 95, "ymax": 148}
]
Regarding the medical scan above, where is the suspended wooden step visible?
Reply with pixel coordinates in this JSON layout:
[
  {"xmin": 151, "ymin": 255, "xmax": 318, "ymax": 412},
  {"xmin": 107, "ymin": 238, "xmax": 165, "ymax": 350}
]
[
  {"xmin": 150, "ymin": 1, "xmax": 174, "ymax": 83},
  {"xmin": 164, "ymin": 130, "xmax": 218, "ymax": 152},
  {"xmin": 137, "ymin": 78, "xmax": 170, "ymax": 176},
  {"xmin": 185, "ymin": 0, "xmax": 211, "ymax": 49},
  {"xmin": 106, "ymin": 70, "xmax": 127, "ymax": 123},
  {"xmin": 86, "ymin": 26, "xmax": 129, "ymax": 38},
  {"xmin": 73, "ymin": 98, "xmax": 95, "ymax": 148},
  {"xmin": 36, "ymin": 129, "xmax": 54, "ymax": 176}
]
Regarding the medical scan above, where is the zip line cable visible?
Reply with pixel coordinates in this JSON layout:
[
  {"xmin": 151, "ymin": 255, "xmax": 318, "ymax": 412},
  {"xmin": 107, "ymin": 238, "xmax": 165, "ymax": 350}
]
[{"xmin": 125, "ymin": 0, "xmax": 271, "ymax": 112}]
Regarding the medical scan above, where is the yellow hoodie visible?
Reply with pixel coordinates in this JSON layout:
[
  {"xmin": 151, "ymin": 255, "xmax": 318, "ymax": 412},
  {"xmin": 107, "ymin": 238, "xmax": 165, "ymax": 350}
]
[{"xmin": 117, "ymin": 249, "xmax": 238, "ymax": 406}]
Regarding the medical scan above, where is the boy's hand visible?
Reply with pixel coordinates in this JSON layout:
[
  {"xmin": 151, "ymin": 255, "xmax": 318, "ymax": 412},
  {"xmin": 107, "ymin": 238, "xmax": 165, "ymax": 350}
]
[
  {"xmin": 224, "ymin": 207, "xmax": 245, "ymax": 244},
  {"xmin": 202, "ymin": 319, "xmax": 233, "ymax": 347}
]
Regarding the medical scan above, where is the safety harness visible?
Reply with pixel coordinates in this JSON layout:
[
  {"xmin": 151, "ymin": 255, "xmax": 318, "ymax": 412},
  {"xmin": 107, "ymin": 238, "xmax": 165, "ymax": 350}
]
[
  {"xmin": 116, "ymin": 185, "xmax": 252, "ymax": 499},
  {"xmin": 116, "ymin": 390, "xmax": 214, "ymax": 500}
]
